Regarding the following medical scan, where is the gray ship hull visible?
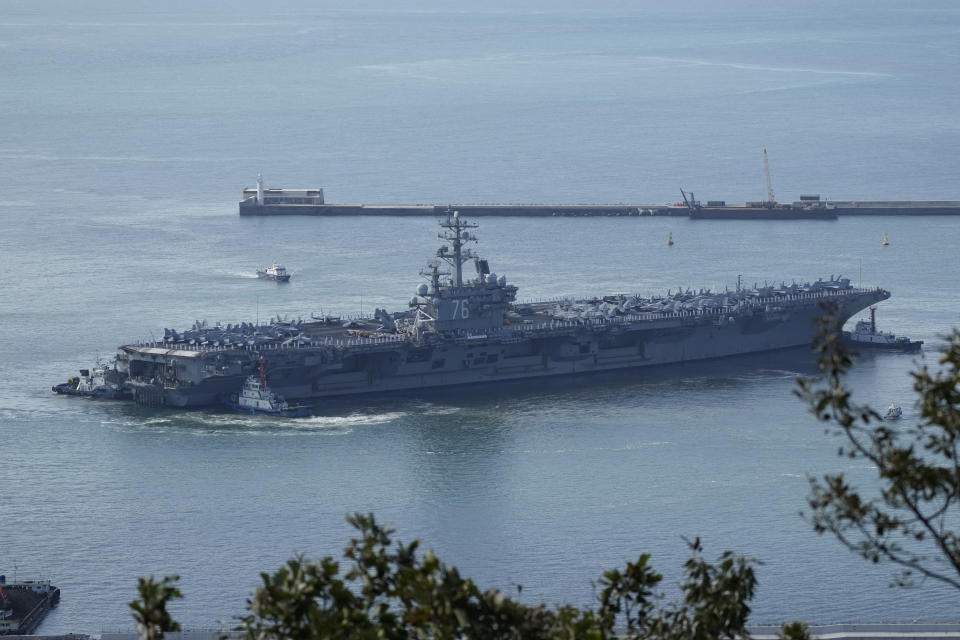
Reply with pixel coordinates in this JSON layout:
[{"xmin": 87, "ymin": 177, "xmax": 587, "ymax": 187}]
[
  {"xmin": 85, "ymin": 211, "xmax": 890, "ymax": 410},
  {"xmin": 122, "ymin": 289, "xmax": 883, "ymax": 408},
  {"xmin": 689, "ymin": 207, "xmax": 837, "ymax": 220}
]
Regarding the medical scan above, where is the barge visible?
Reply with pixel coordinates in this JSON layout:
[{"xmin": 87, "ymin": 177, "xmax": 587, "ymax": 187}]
[{"xmin": 0, "ymin": 576, "xmax": 60, "ymax": 636}]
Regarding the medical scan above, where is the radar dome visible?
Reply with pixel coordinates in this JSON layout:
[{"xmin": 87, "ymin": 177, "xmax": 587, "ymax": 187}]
[
  {"xmin": 417, "ymin": 284, "xmax": 429, "ymax": 296},
  {"xmin": 487, "ymin": 272, "xmax": 497, "ymax": 284},
  {"xmin": 499, "ymin": 275, "xmax": 507, "ymax": 287}
]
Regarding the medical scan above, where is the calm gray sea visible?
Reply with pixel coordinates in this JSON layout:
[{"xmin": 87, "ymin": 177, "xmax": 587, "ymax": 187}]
[{"xmin": 2, "ymin": 1, "xmax": 959, "ymax": 632}]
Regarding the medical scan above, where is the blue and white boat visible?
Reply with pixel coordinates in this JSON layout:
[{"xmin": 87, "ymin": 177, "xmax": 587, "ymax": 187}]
[
  {"xmin": 257, "ymin": 263, "xmax": 291, "ymax": 282},
  {"xmin": 52, "ymin": 358, "xmax": 130, "ymax": 399}
]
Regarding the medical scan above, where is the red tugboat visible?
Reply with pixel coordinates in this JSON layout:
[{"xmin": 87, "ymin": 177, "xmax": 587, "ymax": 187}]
[{"xmin": 223, "ymin": 358, "xmax": 312, "ymax": 417}]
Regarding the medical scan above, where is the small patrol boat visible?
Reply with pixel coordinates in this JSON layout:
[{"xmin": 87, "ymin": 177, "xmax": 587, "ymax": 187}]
[
  {"xmin": 223, "ymin": 359, "xmax": 312, "ymax": 417},
  {"xmin": 842, "ymin": 307, "xmax": 922, "ymax": 352},
  {"xmin": 885, "ymin": 404, "xmax": 903, "ymax": 420},
  {"xmin": 257, "ymin": 263, "xmax": 291, "ymax": 282}
]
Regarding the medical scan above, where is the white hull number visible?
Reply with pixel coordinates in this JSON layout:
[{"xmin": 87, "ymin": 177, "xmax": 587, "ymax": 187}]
[{"xmin": 451, "ymin": 299, "xmax": 470, "ymax": 319}]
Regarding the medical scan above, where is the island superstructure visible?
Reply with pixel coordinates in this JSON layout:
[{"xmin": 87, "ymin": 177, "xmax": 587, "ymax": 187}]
[{"xmin": 67, "ymin": 211, "xmax": 889, "ymax": 409}]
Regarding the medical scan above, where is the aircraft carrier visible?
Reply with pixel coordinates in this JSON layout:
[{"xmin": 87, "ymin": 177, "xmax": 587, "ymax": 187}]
[{"xmin": 67, "ymin": 211, "xmax": 888, "ymax": 409}]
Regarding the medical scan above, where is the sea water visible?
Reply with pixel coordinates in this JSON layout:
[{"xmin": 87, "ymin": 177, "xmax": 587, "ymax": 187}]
[{"xmin": 1, "ymin": 1, "xmax": 959, "ymax": 631}]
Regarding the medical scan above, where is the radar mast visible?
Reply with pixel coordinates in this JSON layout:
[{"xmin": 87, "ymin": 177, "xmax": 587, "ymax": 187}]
[{"xmin": 437, "ymin": 208, "xmax": 478, "ymax": 287}]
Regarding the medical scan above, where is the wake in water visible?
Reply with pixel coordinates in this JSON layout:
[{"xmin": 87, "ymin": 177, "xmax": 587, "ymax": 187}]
[
  {"xmin": 729, "ymin": 368, "xmax": 803, "ymax": 382},
  {"xmin": 217, "ymin": 269, "xmax": 260, "ymax": 279},
  {"xmin": 97, "ymin": 401, "xmax": 464, "ymax": 437},
  {"xmin": 519, "ymin": 440, "xmax": 675, "ymax": 455}
]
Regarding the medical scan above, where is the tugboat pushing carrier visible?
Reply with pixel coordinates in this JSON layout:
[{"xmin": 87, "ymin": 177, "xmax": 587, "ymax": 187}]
[
  {"xmin": 52, "ymin": 357, "xmax": 130, "ymax": 399},
  {"xmin": 842, "ymin": 307, "xmax": 922, "ymax": 352},
  {"xmin": 223, "ymin": 358, "xmax": 312, "ymax": 417}
]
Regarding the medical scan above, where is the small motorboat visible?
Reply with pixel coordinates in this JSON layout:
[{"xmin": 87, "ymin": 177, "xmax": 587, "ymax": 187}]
[
  {"xmin": 884, "ymin": 404, "xmax": 902, "ymax": 420},
  {"xmin": 257, "ymin": 263, "xmax": 291, "ymax": 282}
]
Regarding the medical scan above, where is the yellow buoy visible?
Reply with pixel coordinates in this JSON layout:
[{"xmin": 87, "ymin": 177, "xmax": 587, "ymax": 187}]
[
  {"xmin": 882, "ymin": 233, "xmax": 889, "ymax": 246},
  {"xmin": 668, "ymin": 232, "xmax": 674, "ymax": 246}
]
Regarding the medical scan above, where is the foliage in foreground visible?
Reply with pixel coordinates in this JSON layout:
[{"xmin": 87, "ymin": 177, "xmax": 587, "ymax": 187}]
[
  {"xmin": 131, "ymin": 513, "xmax": 811, "ymax": 639},
  {"xmin": 130, "ymin": 574, "xmax": 182, "ymax": 640},
  {"xmin": 797, "ymin": 303, "xmax": 960, "ymax": 590}
]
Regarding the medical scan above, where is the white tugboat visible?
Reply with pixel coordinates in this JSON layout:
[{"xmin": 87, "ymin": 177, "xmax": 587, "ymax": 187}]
[
  {"xmin": 843, "ymin": 307, "xmax": 922, "ymax": 352},
  {"xmin": 223, "ymin": 359, "xmax": 312, "ymax": 417},
  {"xmin": 51, "ymin": 357, "xmax": 130, "ymax": 399},
  {"xmin": 257, "ymin": 263, "xmax": 291, "ymax": 282},
  {"xmin": 885, "ymin": 404, "xmax": 903, "ymax": 420}
]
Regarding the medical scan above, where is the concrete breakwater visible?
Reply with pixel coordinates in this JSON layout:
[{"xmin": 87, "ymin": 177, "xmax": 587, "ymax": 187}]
[
  {"xmin": 238, "ymin": 200, "xmax": 960, "ymax": 218},
  {"xmin": 237, "ymin": 179, "xmax": 960, "ymax": 217},
  {"xmin": 239, "ymin": 202, "xmax": 681, "ymax": 217}
]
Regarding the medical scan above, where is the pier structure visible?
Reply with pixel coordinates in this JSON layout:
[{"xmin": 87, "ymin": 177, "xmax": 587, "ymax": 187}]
[{"xmin": 238, "ymin": 179, "xmax": 960, "ymax": 218}]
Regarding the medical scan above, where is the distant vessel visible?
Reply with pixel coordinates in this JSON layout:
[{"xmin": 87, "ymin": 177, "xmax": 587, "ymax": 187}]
[
  {"xmin": 885, "ymin": 404, "xmax": 903, "ymax": 420},
  {"xmin": 51, "ymin": 357, "xmax": 130, "ymax": 399},
  {"xmin": 842, "ymin": 307, "xmax": 922, "ymax": 352},
  {"xmin": 0, "ymin": 576, "xmax": 60, "ymax": 636},
  {"xmin": 223, "ymin": 359, "xmax": 312, "ymax": 417},
  {"xmin": 667, "ymin": 232, "xmax": 674, "ymax": 246},
  {"xmin": 681, "ymin": 189, "xmax": 837, "ymax": 220},
  {"xmin": 257, "ymin": 263, "xmax": 291, "ymax": 282},
  {"xmin": 681, "ymin": 148, "xmax": 834, "ymax": 220},
  {"xmin": 882, "ymin": 233, "xmax": 889, "ymax": 246},
  {"xmin": 54, "ymin": 210, "xmax": 891, "ymax": 408}
]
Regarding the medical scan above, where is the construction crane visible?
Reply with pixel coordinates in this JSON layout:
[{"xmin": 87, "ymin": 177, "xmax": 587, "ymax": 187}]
[{"xmin": 763, "ymin": 148, "xmax": 775, "ymax": 206}]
